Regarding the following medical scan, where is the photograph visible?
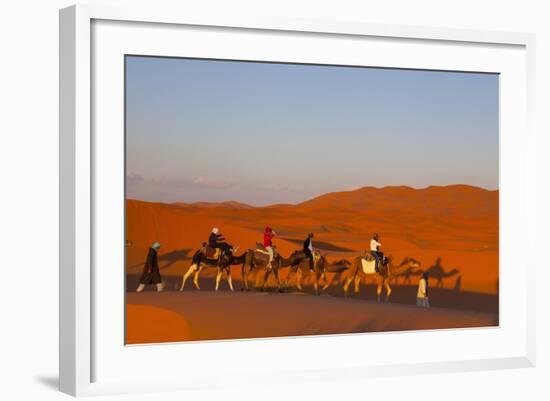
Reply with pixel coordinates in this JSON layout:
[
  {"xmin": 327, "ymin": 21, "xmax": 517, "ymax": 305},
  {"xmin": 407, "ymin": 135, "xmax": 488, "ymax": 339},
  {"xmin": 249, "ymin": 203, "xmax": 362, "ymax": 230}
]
[{"xmin": 124, "ymin": 55, "xmax": 499, "ymax": 345}]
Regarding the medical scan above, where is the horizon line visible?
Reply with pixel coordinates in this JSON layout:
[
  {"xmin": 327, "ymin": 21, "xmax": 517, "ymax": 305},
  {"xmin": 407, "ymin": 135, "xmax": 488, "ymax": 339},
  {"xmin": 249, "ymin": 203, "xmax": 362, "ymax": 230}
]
[{"xmin": 126, "ymin": 183, "xmax": 499, "ymax": 208}]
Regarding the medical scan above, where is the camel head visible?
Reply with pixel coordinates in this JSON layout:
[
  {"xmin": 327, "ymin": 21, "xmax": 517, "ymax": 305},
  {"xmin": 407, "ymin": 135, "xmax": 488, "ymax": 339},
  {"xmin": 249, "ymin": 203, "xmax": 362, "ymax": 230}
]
[
  {"xmin": 408, "ymin": 257, "xmax": 421, "ymax": 268},
  {"xmin": 333, "ymin": 258, "xmax": 352, "ymax": 267},
  {"xmin": 313, "ymin": 250, "xmax": 322, "ymax": 262}
]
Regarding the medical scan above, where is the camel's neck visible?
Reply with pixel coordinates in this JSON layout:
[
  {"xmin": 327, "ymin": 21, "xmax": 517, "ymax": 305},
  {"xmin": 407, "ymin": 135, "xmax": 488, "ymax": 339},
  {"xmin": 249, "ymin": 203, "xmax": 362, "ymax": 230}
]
[
  {"xmin": 278, "ymin": 255, "xmax": 294, "ymax": 266},
  {"xmin": 231, "ymin": 252, "xmax": 247, "ymax": 264},
  {"xmin": 278, "ymin": 252, "xmax": 305, "ymax": 266}
]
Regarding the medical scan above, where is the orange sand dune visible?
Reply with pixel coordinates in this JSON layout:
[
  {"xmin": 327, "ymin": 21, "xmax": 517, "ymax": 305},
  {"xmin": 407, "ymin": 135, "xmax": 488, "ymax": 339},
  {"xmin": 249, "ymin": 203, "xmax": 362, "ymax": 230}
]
[
  {"xmin": 126, "ymin": 185, "xmax": 498, "ymax": 294},
  {"xmin": 126, "ymin": 291, "xmax": 496, "ymax": 344},
  {"xmin": 126, "ymin": 304, "xmax": 192, "ymax": 344}
]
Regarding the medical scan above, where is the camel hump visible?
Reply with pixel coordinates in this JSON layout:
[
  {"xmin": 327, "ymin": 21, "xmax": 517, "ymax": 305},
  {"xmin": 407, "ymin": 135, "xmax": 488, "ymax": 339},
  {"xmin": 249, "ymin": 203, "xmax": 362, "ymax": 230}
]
[{"xmin": 205, "ymin": 245, "xmax": 220, "ymax": 259}]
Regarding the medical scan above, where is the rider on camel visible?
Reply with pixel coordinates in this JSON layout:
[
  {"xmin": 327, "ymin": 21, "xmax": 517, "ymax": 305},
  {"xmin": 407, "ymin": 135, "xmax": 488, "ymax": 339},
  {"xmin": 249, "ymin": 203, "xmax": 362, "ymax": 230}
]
[
  {"xmin": 263, "ymin": 226, "xmax": 276, "ymax": 269},
  {"xmin": 208, "ymin": 227, "xmax": 235, "ymax": 257},
  {"xmin": 370, "ymin": 233, "xmax": 383, "ymax": 273},
  {"xmin": 303, "ymin": 233, "xmax": 315, "ymax": 272}
]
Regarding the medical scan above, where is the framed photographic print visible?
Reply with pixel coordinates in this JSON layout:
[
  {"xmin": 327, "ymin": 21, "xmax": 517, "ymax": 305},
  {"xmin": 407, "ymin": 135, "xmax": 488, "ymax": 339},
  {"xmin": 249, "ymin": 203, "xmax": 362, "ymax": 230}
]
[{"xmin": 59, "ymin": 4, "xmax": 536, "ymax": 397}]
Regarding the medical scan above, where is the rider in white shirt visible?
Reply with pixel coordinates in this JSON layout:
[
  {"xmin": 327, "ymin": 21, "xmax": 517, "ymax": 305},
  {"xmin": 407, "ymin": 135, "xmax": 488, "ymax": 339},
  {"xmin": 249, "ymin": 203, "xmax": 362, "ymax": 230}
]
[{"xmin": 370, "ymin": 233, "xmax": 382, "ymax": 272}]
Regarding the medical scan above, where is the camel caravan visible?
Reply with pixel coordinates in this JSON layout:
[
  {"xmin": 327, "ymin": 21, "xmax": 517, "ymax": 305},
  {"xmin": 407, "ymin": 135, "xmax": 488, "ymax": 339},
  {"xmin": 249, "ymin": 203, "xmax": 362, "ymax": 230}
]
[{"xmin": 169, "ymin": 227, "xmax": 423, "ymax": 302}]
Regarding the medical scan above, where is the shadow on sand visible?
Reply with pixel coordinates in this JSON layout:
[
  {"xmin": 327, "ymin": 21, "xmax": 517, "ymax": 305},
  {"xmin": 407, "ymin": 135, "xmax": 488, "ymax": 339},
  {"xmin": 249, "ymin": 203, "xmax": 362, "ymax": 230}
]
[
  {"xmin": 127, "ymin": 272, "xmax": 498, "ymax": 316},
  {"xmin": 129, "ymin": 248, "xmax": 193, "ymax": 270}
]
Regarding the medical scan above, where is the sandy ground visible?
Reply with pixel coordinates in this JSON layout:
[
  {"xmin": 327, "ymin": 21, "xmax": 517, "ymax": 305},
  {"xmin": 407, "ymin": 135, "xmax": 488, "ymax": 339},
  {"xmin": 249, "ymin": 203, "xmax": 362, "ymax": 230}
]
[{"xmin": 126, "ymin": 290, "xmax": 497, "ymax": 344}]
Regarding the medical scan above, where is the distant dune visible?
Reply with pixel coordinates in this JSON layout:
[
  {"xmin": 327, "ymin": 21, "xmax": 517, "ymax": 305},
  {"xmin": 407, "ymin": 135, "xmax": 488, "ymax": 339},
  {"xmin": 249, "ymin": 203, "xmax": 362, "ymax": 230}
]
[
  {"xmin": 172, "ymin": 200, "xmax": 254, "ymax": 209},
  {"xmin": 126, "ymin": 184, "xmax": 498, "ymax": 294}
]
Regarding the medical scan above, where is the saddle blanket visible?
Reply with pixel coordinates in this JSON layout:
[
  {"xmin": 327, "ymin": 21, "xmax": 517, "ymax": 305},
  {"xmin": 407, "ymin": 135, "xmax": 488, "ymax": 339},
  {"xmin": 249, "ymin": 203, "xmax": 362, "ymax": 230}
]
[
  {"xmin": 361, "ymin": 258, "xmax": 376, "ymax": 275},
  {"xmin": 205, "ymin": 246, "xmax": 221, "ymax": 259}
]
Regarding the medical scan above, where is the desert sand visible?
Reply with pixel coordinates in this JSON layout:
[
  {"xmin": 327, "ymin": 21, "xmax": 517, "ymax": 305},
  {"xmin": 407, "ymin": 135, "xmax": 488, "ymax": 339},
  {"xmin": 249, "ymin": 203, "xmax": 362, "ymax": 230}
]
[
  {"xmin": 126, "ymin": 291, "xmax": 496, "ymax": 344},
  {"xmin": 126, "ymin": 185, "xmax": 498, "ymax": 344}
]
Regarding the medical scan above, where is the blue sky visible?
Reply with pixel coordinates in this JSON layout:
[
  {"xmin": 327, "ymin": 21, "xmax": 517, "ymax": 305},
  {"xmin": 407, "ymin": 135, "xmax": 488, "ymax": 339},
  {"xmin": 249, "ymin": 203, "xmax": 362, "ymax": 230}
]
[{"xmin": 125, "ymin": 56, "xmax": 499, "ymax": 206}]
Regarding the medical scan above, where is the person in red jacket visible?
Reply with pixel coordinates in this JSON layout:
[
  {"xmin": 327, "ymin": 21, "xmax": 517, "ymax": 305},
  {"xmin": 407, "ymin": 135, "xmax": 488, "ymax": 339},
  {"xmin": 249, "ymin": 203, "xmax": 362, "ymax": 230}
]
[{"xmin": 263, "ymin": 226, "xmax": 276, "ymax": 269}]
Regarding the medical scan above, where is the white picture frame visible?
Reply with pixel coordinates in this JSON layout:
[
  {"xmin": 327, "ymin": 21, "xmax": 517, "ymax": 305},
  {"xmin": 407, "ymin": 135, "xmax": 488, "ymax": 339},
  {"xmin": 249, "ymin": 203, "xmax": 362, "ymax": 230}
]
[{"xmin": 59, "ymin": 4, "xmax": 536, "ymax": 397}]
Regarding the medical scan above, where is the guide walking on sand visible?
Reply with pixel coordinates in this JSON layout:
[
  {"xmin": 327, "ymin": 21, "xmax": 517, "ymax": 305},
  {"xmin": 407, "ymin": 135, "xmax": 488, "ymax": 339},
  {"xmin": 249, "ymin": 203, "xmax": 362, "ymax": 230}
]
[
  {"xmin": 416, "ymin": 271, "xmax": 430, "ymax": 307},
  {"xmin": 136, "ymin": 242, "xmax": 163, "ymax": 292}
]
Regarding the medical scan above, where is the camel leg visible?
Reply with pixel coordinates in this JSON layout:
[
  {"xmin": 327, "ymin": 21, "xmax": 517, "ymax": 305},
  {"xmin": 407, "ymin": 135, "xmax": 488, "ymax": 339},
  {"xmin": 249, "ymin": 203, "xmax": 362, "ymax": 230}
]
[
  {"xmin": 313, "ymin": 274, "xmax": 319, "ymax": 295},
  {"xmin": 254, "ymin": 270, "xmax": 263, "ymax": 290},
  {"xmin": 192, "ymin": 264, "xmax": 203, "ymax": 290},
  {"xmin": 193, "ymin": 269, "xmax": 201, "ymax": 290},
  {"xmin": 180, "ymin": 264, "xmax": 197, "ymax": 291},
  {"xmin": 321, "ymin": 272, "xmax": 329, "ymax": 290},
  {"xmin": 260, "ymin": 268, "xmax": 271, "ymax": 291},
  {"xmin": 343, "ymin": 276, "xmax": 352, "ymax": 297},
  {"xmin": 283, "ymin": 270, "xmax": 294, "ymax": 290},
  {"xmin": 333, "ymin": 272, "xmax": 341, "ymax": 287},
  {"xmin": 384, "ymin": 280, "xmax": 392, "ymax": 303},
  {"xmin": 296, "ymin": 269, "xmax": 303, "ymax": 291},
  {"xmin": 227, "ymin": 269, "xmax": 234, "ymax": 292},
  {"xmin": 376, "ymin": 281, "xmax": 383, "ymax": 303},
  {"xmin": 215, "ymin": 269, "xmax": 223, "ymax": 291},
  {"xmin": 241, "ymin": 267, "xmax": 247, "ymax": 291},
  {"xmin": 247, "ymin": 263, "xmax": 257, "ymax": 291},
  {"xmin": 354, "ymin": 275, "xmax": 361, "ymax": 294},
  {"xmin": 272, "ymin": 268, "xmax": 283, "ymax": 292},
  {"xmin": 241, "ymin": 264, "xmax": 249, "ymax": 291}
]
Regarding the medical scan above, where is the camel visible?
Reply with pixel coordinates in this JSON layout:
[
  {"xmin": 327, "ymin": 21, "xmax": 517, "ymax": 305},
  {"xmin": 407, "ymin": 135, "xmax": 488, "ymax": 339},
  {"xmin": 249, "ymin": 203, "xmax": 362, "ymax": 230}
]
[
  {"xmin": 328, "ymin": 259, "xmax": 352, "ymax": 286},
  {"xmin": 241, "ymin": 247, "xmax": 285, "ymax": 292},
  {"xmin": 179, "ymin": 247, "xmax": 247, "ymax": 292},
  {"xmin": 343, "ymin": 255, "xmax": 421, "ymax": 302},
  {"xmin": 282, "ymin": 251, "xmax": 348, "ymax": 295},
  {"xmin": 281, "ymin": 250, "xmax": 324, "ymax": 294},
  {"xmin": 426, "ymin": 258, "xmax": 459, "ymax": 288}
]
